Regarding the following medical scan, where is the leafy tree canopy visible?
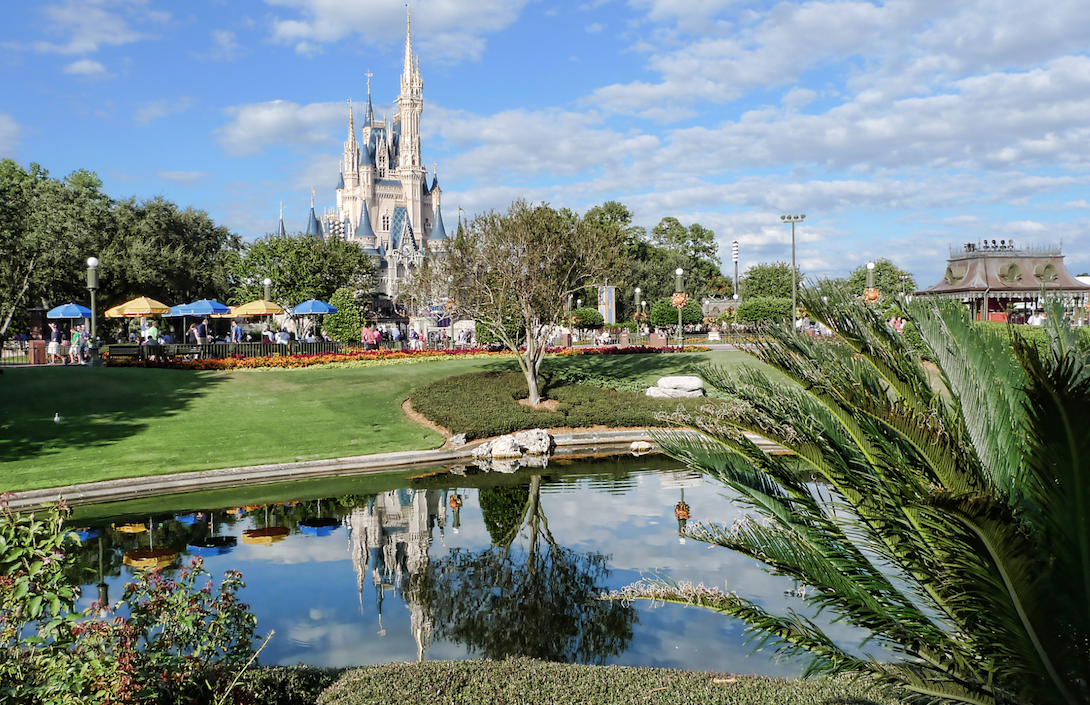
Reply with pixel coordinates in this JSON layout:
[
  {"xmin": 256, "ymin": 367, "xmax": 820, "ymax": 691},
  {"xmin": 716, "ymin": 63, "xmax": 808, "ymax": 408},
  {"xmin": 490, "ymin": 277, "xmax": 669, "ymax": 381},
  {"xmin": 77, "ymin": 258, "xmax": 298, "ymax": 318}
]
[
  {"xmin": 321, "ymin": 287, "xmax": 364, "ymax": 342},
  {"xmin": 411, "ymin": 200, "xmax": 624, "ymax": 404},
  {"xmin": 740, "ymin": 261, "xmax": 802, "ymax": 300},
  {"xmin": 571, "ymin": 306, "xmax": 604, "ymax": 330},
  {"xmin": 844, "ymin": 258, "xmax": 917, "ymax": 301},
  {"xmin": 649, "ymin": 296, "xmax": 703, "ymax": 328},
  {"xmin": 226, "ymin": 233, "xmax": 375, "ymax": 309}
]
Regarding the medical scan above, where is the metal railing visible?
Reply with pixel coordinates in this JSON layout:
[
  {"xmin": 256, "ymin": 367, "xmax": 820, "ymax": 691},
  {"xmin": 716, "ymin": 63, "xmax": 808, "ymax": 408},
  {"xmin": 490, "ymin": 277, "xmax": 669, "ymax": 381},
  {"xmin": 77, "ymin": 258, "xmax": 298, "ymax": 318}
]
[{"xmin": 103, "ymin": 341, "xmax": 343, "ymax": 361}]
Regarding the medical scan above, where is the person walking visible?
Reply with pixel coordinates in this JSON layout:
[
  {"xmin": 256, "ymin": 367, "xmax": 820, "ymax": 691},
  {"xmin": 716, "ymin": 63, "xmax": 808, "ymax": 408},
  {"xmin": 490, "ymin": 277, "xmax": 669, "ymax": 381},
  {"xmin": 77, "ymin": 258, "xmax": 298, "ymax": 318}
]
[
  {"xmin": 46, "ymin": 322, "xmax": 62, "ymax": 364},
  {"xmin": 230, "ymin": 319, "xmax": 242, "ymax": 343},
  {"xmin": 68, "ymin": 325, "xmax": 83, "ymax": 365},
  {"xmin": 196, "ymin": 317, "xmax": 209, "ymax": 345}
]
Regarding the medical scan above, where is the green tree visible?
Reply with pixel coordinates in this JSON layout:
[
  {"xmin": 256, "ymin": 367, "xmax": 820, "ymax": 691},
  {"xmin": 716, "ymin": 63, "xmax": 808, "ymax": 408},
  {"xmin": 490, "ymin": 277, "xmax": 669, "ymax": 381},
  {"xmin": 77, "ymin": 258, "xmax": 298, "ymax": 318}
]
[
  {"xmin": 734, "ymin": 296, "xmax": 792, "ymax": 324},
  {"xmin": 571, "ymin": 306, "xmax": 604, "ymax": 331},
  {"xmin": 649, "ymin": 296, "xmax": 702, "ymax": 328},
  {"xmin": 322, "ymin": 287, "xmax": 364, "ymax": 342},
  {"xmin": 413, "ymin": 200, "xmax": 623, "ymax": 404},
  {"xmin": 845, "ymin": 258, "xmax": 916, "ymax": 301},
  {"xmin": 651, "ymin": 217, "xmax": 720, "ymax": 267},
  {"xmin": 630, "ymin": 287, "xmax": 1090, "ymax": 705},
  {"xmin": 739, "ymin": 261, "xmax": 802, "ymax": 300},
  {"xmin": 227, "ymin": 232, "xmax": 375, "ymax": 309}
]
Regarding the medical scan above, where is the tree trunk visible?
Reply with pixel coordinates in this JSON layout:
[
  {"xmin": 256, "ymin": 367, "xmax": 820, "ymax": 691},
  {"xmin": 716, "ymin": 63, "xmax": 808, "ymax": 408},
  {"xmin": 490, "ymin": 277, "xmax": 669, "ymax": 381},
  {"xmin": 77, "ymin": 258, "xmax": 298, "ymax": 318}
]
[{"xmin": 525, "ymin": 364, "xmax": 542, "ymax": 405}]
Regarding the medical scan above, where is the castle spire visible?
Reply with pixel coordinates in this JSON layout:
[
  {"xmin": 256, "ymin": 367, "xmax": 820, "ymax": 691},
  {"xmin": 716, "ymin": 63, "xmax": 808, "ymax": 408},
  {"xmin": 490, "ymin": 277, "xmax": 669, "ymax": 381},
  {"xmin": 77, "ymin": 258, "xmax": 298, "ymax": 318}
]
[
  {"xmin": 365, "ymin": 73, "xmax": 374, "ymax": 126},
  {"xmin": 403, "ymin": 6, "xmax": 413, "ymax": 83},
  {"xmin": 348, "ymin": 98, "xmax": 355, "ymax": 139}
]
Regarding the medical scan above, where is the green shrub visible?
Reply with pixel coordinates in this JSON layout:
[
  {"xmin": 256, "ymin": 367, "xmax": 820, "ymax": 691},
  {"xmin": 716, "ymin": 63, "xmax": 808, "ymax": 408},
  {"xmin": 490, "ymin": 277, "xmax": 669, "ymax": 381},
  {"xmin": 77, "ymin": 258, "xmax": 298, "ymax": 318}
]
[
  {"xmin": 322, "ymin": 288, "xmax": 363, "ymax": 343},
  {"xmin": 735, "ymin": 296, "xmax": 791, "ymax": 324},
  {"xmin": 235, "ymin": 666, "xmax": 345, "ymax": 705},
  {"xmin": 570, "ymin": 307, "xmax": 604, "ymax": 330},
  {"xmin": 410, "ymin": 371, "xmax": 711, "ymax": 440},
  {"xmin": 649, "ymin": 297, "xmax": 702, "ymax": 328}
]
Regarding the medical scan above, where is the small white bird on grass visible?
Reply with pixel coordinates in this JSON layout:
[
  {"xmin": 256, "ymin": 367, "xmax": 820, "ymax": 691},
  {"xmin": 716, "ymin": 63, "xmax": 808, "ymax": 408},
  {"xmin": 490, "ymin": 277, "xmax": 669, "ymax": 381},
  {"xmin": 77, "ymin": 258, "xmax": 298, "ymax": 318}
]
[{"xmin": 54, "ymin": 413, "xmax": 60, "ymax": 423}]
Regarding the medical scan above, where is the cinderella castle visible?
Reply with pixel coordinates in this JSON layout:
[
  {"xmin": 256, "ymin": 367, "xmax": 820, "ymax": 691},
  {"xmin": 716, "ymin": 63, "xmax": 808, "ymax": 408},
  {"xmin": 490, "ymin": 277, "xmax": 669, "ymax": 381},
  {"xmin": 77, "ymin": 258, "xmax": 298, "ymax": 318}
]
[{"xmin": 279, "ymin": 9, "xmax": 448, "ymax": 297}]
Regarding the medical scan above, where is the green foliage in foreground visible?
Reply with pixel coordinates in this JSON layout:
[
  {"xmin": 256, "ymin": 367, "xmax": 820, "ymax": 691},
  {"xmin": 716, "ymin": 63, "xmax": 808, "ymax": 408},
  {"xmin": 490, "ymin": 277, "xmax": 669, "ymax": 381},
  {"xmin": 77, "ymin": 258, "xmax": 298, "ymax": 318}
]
[
  {"xmin": 318, "ymin": 658, "xmax": 905, "ymax": 705},
  {"xmin": 646, "ymin": 286, "xmax": 1090, "ymax": 705},
  {"xmin": 409, "ymin": 370, "xmax": 711, "ymax": 439}
]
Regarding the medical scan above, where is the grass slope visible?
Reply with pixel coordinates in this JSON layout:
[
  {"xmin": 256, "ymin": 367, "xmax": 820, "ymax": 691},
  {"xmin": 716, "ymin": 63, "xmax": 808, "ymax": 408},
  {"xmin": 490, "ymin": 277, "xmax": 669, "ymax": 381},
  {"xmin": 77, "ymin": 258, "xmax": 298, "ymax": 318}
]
[
  {"xmin": 317, "ymin": 659, "xmax": 906, "ymax": 705},
  {"xmin": 1, "ymin": 351, "xmax": 753, "ymax": 493}
]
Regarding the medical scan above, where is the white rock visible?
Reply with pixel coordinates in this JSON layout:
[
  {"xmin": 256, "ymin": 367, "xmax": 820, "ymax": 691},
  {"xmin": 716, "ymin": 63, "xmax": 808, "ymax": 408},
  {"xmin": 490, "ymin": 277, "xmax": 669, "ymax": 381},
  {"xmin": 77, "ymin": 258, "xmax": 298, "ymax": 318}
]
[
  {"xmin": 514, "ymin": 428, "xmax": 552, "ymax": 456},
  {"xmin": 630, "ymin": 440, "xmax": 653, "ymax": 454},
  {"xmin": 646, "ymin": 386, "xmax": 703, "ymax": 398},
  {"xmin": 520, "ymin": 454, "xmax": 549, "ymax": 468},
  {"xmin": 489, "ymin": 435, "xmax": 524, "ymax": 459},
  {"xmin": 657, "ymin": 376, "xmax": 705, "ymax": 391},
  {"xmin": 448, "ymin": 433, "xmax": 467, "ymax": 447},
  {"xmin": 489, "ymin": 459, "xmax": 521, "ymax": 474},
  {"xmin": 449, "ymin": 465, "xmax": 468, "ymax": 476},
  {"xmin": 471, "ymin": 441, "xmax": 493, "ymax": 459}
]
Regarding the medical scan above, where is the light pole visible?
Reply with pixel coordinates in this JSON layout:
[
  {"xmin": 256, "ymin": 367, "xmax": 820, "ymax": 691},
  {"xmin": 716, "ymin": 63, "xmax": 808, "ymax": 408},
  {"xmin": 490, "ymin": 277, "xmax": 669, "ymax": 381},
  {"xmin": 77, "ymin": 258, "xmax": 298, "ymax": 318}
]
[
  {"xmin": 263, "ymin": 278, "xmax": 272, "ymax": 302},
  {"xmin": 86, "ymin": 256, "xmax": 101, "ymax": 366},
  {"xmin": 675, "ymin": 267, "xmax": 684, "ymax": 349},
  {"xmin": 634, "ymin": 287, "xmax": 641, "ymax": 320},
  {"xmin": 732, "ymin": 240, "xmax": 739, "ymax": 299},
  {"xmin": 780, "ymin": 215, "xmax": 805, "ymax": 325}
]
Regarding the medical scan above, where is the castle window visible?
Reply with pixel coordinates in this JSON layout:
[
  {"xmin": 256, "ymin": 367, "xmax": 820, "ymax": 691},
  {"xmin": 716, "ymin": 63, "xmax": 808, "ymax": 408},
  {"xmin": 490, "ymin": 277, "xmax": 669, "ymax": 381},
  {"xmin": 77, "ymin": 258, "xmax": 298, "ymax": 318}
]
[
  {"xmin": 382, "ymin": 213, "xmax": 390, "ymax": 230},
  {"xmin": 425, "ymin": 219, "xmax": 430, "ymax": 230}
]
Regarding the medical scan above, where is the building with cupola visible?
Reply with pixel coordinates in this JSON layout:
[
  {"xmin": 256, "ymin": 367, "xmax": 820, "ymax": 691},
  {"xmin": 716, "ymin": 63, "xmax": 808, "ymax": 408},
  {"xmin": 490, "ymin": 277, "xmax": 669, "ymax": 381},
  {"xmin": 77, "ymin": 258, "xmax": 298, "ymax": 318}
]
[{"xmin": 278, "ymin": 9, "xmax": 448, "ymax": 298}]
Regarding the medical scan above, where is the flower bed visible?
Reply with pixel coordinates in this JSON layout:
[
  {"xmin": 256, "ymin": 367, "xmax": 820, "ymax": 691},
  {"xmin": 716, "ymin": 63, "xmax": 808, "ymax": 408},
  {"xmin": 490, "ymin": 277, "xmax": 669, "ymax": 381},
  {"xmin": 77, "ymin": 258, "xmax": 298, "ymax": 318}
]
[{"xmin": 102, "ymin": 344, "xmax": 711, "ymax": 371}]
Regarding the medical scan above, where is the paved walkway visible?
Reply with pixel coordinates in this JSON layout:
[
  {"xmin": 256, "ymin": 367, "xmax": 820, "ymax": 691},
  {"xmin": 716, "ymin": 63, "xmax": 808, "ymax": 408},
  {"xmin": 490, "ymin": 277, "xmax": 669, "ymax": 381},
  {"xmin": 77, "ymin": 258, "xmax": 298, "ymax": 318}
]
[{"xmin": 6, "ymin": 429, "xmax": 785, "ymax": 512}]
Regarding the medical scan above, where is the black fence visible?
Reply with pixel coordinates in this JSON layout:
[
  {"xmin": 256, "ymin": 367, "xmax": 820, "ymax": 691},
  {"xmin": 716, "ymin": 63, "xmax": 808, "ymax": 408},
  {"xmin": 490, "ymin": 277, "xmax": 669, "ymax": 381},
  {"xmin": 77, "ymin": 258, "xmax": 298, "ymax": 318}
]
[{"xmin": 104, "ymin": 341, "xmax": 342, "ymax": 361}]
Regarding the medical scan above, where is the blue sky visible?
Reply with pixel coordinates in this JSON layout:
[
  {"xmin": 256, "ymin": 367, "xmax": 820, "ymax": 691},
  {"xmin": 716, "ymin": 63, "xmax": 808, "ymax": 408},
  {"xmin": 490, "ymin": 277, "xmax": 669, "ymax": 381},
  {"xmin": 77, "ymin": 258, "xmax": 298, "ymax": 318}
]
[{"xmin": 3, "ymin": 0, "xmax": 1089, "ymax": 287}]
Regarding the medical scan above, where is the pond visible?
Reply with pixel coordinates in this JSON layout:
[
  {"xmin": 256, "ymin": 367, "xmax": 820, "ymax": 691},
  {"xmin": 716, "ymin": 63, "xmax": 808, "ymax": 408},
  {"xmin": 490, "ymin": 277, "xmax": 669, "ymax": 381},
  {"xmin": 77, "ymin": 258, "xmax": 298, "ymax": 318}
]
[{"xmin": 62, "ymin": 455, "xmax": 850, "ymax": 676}]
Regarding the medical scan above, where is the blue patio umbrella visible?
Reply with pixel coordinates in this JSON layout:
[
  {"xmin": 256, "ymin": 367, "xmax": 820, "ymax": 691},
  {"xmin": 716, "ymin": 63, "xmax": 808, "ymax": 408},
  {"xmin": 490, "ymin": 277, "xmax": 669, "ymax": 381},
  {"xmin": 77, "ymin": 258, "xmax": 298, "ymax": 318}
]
[
  {"xmin": 188, "ymin": 535, "xmax": 237, "ymax": 557},
  {"xmin": 292, "ymin": 299, "xmax": 337, "ymax": 315},
  {"xmin": 180, "ymin": 299, "xmax": 231, "ymax": 316},
  {"xmin": 47, "ymin": 303, "xmax": 93, "ymax": 319},
  {"xmin": 73, "ymin": 528, "xmax": 100, "ymax": 541},
  {"xmin": 299, "ymin": 518, "xmax": 340, "ymax": 537},
  {"xmin": 164, "ymin": 305, "xmax": 187, "ymax": 318}
]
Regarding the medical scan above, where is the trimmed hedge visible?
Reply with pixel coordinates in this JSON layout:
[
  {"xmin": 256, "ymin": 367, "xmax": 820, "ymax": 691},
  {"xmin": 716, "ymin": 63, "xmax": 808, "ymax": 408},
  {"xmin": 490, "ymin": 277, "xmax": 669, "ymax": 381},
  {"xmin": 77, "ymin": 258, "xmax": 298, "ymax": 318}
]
[
  {"xmin": 233, "ymin": 666, "xmax": 345, "ymax": 704},
  {"xmin": 735, "ymin": 297, "xmax": 791, "ymax": 324},
  {"xmin": 317, "ymin": 658, "xmax": 907, "ymax": 705},
  {"xmin": 410, "ymin": 370, "xmax": 712, "ymax": 440}
]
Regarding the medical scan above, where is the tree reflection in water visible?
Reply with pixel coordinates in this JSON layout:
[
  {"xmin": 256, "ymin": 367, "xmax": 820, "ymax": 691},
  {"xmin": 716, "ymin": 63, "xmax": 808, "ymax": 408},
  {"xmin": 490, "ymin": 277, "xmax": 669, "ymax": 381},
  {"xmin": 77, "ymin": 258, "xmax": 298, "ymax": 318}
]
[{"xmin": 411, "ymin": 475, "xmax": 637, "ymax": 664}]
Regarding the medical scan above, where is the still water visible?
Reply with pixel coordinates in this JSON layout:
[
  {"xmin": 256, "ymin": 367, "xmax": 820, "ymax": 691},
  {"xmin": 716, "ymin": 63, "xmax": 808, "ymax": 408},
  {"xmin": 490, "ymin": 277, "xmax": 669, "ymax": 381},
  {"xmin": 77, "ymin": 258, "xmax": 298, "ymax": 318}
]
[{"xmin": 63, "ymin": 455, "xmax": 838, "ymax": 676}]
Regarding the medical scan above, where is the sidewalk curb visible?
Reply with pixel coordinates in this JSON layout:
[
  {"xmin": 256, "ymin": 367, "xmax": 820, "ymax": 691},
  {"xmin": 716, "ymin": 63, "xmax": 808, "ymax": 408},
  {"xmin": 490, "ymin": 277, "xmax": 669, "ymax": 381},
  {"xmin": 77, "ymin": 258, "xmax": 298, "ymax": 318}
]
[{"xmin": 4, "ymin": 430, "xmax": 784, "ymax": 512}]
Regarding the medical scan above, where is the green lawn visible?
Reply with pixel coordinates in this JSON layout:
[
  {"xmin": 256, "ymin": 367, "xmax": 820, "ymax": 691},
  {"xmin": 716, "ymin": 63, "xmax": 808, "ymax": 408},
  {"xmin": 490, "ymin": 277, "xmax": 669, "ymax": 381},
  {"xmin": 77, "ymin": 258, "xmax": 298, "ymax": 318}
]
[{"xmin": 1, "ymin": 351, "xmax": 757, "ymax": 493}]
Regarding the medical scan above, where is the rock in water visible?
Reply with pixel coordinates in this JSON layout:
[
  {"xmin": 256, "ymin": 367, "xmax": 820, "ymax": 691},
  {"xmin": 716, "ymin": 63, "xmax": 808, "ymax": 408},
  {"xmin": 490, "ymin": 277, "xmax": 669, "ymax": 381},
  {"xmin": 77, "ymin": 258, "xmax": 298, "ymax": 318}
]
[
  {"xmin": 630, "ymin": 440, "xmax": 653, "ymax": 455},
  {"xmin": 471, "ymin": 441, "xmax": 493, "ymax": 459},
  {"xmin": 513, "ymin": 428, "xmax": 553, "ymax": 455},
  {"xmin": 489, "ymin": 435, "xmax": 524, "ymax": 459}
]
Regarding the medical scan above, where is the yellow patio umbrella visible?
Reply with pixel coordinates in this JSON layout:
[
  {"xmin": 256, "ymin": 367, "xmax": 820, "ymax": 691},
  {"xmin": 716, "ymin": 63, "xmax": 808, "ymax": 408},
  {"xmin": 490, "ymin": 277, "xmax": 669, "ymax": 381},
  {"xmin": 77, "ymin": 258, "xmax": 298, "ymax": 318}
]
[
  {"xmin": 123, "ymin": 548, "xmax": 178, "ymax": 570},
  {"xmin": 231, "ymin": 299, "xmax": 284, "ymax": 316},
  {"xmin": 104, "ymin": 296, "xmax": 171, "ymax": 318},
  {"xmin": 242, "ymin": 527, "xmax": 290, "ymax": 545}
]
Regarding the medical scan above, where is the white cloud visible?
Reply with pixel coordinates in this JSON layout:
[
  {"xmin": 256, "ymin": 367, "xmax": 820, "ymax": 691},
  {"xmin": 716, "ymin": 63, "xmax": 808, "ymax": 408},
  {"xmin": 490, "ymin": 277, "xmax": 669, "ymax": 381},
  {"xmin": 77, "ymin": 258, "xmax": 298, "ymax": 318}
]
[
  {"xmin": 62, "ymin": 58, "xmax": 107, "ymax": 76},
  {"xmin": 217, "ymin": 100, "xmax": 345, "ymax": 156},
  {"xmin": 157, "ymin": 170, "xmax": 210, "ymax": 184},
  {"xmin": 0, "ymin": 112, "xmax": 23, "ymax": 157},
  {"xmin": 199, "ymin": 29, "xmax": 245, "ymax": 61},
  {"xmin": 263, "ymin": 0, "xmax": 529, "ymax": 62},
  {"xmin": 30, "ymin": 0, "xmax": 166, "ymax": 55},
  {"xmin": 586, "ymin": 22, "xmax": 604, "ymax": 32},
  {"xmin": 134, "ymin": 97, "xmax": 194, "ymax": 124}
]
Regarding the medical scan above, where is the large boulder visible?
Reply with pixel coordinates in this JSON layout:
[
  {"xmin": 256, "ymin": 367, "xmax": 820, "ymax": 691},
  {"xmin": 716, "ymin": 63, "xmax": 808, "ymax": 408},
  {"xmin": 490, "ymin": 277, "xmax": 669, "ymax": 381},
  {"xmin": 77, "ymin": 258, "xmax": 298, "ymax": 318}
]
[
  {"xmin": 471, "ymin": 441, "xmax": 492, "ymax": 459},
  {"xmin": 646, "ymin": 387, "xmax": 703, "ymax": 398},
  {"xmin": 657, "ymin": 376, "xmax": 704, "ymax": 392},
  {"xmin": 630, "ymin": 440, "xmax": 653, "ymax": 455},
  {"xmin": 514, "ymin": 429, "xmax": 553, "ymax": 456},
  {"xmin": 489, "ymin": 434, "xmax": 524, "ymax": 459},
  {"xmin": 647, "ymin": 375, "xmax": 705, "ymax": 398}
]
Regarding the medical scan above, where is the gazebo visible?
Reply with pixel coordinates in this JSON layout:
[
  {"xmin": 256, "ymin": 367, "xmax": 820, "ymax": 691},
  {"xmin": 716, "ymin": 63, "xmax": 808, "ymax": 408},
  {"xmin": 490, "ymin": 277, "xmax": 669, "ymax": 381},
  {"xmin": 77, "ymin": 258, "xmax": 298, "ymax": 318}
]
[{"xmin": 916, "ymin": 240, "xmax": 1090, "ymax": 323}]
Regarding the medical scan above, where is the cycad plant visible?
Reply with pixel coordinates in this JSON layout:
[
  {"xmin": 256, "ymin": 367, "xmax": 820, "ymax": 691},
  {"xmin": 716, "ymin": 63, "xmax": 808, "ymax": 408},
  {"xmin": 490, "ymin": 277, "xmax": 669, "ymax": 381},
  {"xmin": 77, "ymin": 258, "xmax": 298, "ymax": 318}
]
[{"xmin": 632, "ymin": 282, "xmax": 1090, "ymax": 705}]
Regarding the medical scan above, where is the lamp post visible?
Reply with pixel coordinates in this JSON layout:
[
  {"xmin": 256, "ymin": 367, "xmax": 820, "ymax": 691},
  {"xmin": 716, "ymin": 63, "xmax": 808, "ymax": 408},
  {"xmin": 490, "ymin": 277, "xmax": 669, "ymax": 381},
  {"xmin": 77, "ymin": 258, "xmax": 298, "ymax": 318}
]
[
  {"xmin": 780, "ymin": 215, "xmax": 805, "ymax": 325},
  {"xmin": 86, "ymin": 256, "xmax": 101, "ymax": 366},
  {"xmin": 732, "ymin": 240, "xmax": 739, "ymax": 299},
  {"xmin": 675, "ymin": 267, "xmax": 684, "ymax": 349},
  {"xmin": 263, "ymin": 278, "xmax": 272, "ymax": 302},
  {"xmin": 634, "ymin": 287, "xmax": 641, "ymax": 320}
]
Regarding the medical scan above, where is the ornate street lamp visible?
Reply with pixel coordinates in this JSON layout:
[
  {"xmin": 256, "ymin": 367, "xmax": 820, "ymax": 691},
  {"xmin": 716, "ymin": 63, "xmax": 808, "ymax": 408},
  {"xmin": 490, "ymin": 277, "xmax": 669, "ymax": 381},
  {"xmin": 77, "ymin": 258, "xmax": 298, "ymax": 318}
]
[
  {"xmin": 732, "ymin": 240, "xmax": 739, "ymax": 299},
  {"xmin": 780, "ymin": 215, "xmax": 805, "ymax": 324},
  {"xmin": 87, "ymin": 256, "xmax": 102, "ymax": 366},
  {"xmin": 634, "ymin": 287, "xmax": 641, "ymax": 320},
  {"xmin": 263, "ymin": 278, "xmax": 272, "ymax": 302},
  {"xmin": 673, "ymin": 267, "xmax": 686, "ymax": 349},
  {"xmin": 864, "ymin": 261, "xmax": 880, "ymax": 303}
]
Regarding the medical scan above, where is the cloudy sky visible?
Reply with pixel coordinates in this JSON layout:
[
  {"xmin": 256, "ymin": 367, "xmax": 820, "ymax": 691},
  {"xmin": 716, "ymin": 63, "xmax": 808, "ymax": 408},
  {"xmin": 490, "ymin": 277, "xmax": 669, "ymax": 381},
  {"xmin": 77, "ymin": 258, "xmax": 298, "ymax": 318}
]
[{"xmin": 3, "ymin": 0, "xmax": 1089, "ymax": 286}]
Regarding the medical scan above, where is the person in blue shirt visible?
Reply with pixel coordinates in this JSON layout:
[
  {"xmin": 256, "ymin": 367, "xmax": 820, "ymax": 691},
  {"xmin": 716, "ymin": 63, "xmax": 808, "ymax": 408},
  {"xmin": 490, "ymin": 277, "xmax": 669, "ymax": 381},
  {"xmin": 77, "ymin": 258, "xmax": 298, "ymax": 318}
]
[{"xmin": 230, "ymin": 320, "xmax": 242, "ymax": 343}]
